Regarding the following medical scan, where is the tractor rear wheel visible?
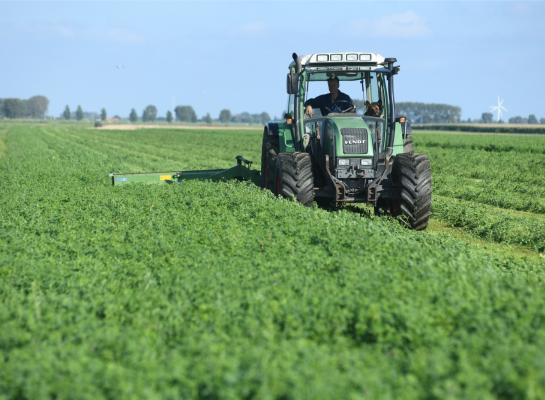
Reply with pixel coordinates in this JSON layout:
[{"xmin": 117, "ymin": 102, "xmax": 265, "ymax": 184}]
[
  {"xmin": 393, "ymin": 153, "xmax": 432, "ymax": 230},
  {"xmin": 275, "ymin": 152, "xmax": 315, "ymax": 206}
]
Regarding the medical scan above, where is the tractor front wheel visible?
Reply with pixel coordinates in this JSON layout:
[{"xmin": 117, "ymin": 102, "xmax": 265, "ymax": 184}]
[
  {"xmin": 275, "ymin": 152, "xmax": 315, "ymax": 206},
  {"xmin": 393, "ymin": 153, "xmax": 432, "ymax": 230}
]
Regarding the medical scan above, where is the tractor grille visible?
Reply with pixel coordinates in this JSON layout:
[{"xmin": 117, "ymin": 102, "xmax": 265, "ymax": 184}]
[{"xmin": 341, "ymin": 128, "xmax": 368, "ymax": 154}]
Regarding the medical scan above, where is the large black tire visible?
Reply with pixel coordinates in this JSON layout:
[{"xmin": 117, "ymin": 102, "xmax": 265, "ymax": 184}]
[
  {"xmin": 393, "ymin": 153, "xmax": 432, "ymax": 230},
  {"xmin": 275, "ymin": 152, "xmax": 315, "ymax": 206},
  {"xmin": 260, "ymin": 129, "xmax": 277, "ymax": 190}
]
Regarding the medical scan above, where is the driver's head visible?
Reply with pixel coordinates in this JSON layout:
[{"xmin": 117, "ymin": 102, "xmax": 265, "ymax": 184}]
[{"xmin": 327, "ymin": 77, "xmax": 339, "ymax": 95}]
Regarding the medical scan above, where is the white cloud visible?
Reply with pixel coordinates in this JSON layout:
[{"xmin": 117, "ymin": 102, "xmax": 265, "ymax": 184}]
[{"xmin": 350, "ymin": 11, "xmax": 431, "ymax": 39}]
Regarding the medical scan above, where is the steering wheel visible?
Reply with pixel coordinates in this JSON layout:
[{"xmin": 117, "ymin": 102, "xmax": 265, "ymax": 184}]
[{"xmin": 328, "ymin": 99, "xmax": 355, "ymax": 113}]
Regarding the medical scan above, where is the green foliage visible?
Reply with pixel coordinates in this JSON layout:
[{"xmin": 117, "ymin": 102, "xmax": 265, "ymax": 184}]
[
  {"xmin": 3, "ymin": 98, "xmax": 27, "ymax": 118},
  {"xmin": 129, "ymin": 108, "xmax": 138, "ymax": 123},
  {"xmin": 166, "ymin": 110, "xmax": 173, "ymax": 123},
  {"xmin": 1, "ymin": 123, "xmax": 544, "ymax": 399},
  {"xmin": 63, "ymin": 105, "xmax": 71, "ymax": 120},
  {"xmin": 202, "ymin": 113, "xmax": 212, "ymax": 124},
  {"xmin": 415, "ymin": 130, "xmax": 545, "ymax": 251},
  {"xmin": 0, "ymin": 95, "xmax": 49, "ymax": 119},
  {"xmin": 75, "ymin": 105, "xmax": 84, "ymax": 121},
  {"xmin": 27, "ymin": 96, "xmax": 49, "ymax": 119},
  {"xmin": 481, "ymin": 112, "xmax": 493, "ymax": 123},
  {"xmin": 174, "ymin": 105, "xmax": 197, "ymax": 123},
  {"xmin": 142, "ymin": 105, "xmax": 157, "ymax": 122},
  {"xmin": 434, "ymin": 196, "xmax": 545, "ymax": 252},
  {"xmin": 219, "ymin": 108, "xmax": 231, "ymax": 123},
  {"xmin": 230, "ymin": 111, "xmax": 272, "ymax": 124},
  {"xmin": 414, "ymin": 124, "xmax": 545, "ymax": 134},
  {"xmin": 397, "ymin": 102, "xmax": 461, "ymax": 123},
  {"xmin": 100, "ymin": 108, "xmax": 107, "ymax": 121}
]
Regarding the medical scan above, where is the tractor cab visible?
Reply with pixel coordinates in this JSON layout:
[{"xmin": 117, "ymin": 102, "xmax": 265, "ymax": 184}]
[{"xmin": 286, "ymin": 52, "xmax": 409, "ymax": 157}]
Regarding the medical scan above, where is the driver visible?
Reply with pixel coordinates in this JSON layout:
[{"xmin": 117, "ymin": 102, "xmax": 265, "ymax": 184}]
[{"xmin": 304, "ymin": 75, "xmax": 354, "ymax": 117}]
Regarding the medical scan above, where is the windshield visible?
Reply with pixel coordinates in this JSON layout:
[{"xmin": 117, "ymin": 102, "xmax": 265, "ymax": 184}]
[{"xmin": 304, "ymin": 71, "xmax": 385, "ymax": 116}]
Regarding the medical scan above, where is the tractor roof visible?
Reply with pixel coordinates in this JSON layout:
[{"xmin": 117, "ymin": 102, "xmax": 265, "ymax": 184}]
[
  {"xmin": 290, "ymin": 52, "xmax": 389, "ymax": 81},
  {"xmin": 299, "ymin": 52, "xmax": 385, "ymax": 66}
]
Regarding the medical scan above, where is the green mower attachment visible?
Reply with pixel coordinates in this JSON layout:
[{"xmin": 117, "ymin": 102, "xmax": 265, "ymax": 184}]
[{"xmin": 110, "ymin": 155, "xmax": 260, "ymax": 186}]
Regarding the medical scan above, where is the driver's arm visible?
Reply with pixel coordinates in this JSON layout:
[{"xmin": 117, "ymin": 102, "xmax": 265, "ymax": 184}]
[{"xmin": 304, "ymin": 95, "xmax": 325, "ymax": 116}]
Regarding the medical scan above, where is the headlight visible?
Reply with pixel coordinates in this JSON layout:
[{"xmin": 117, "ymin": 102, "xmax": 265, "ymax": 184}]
[
  {"xmin": 338, "ymin": 159, "xmax": 349, "ymax": 166},
  {"xmin": 360, "ymin": 159, "xmax": 372, "ymax": 166}
]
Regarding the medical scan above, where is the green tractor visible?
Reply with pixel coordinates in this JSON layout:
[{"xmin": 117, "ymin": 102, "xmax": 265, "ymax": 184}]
[
  {"xmin": 110, "ymin": 51, "xmax": 431, "ymax": 230},
  {"xmin": 260, "ymin": 52, "xmax": 432, "ymax": 230}
]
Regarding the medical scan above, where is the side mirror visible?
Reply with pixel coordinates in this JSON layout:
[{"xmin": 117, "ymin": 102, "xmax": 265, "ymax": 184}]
[{"xmin": 286, "ymin": 73, "xmax": 298, "ymax": 94}]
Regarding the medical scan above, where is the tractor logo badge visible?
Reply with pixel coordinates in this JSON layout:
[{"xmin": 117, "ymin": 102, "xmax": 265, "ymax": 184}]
[{"xmin": 345, "ymin": 139, "xmax": 365, "ymax": 145}]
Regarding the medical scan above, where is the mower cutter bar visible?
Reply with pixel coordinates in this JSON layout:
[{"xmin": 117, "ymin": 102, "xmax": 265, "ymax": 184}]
[{"xmin": 109, "ymin": 155, "xmax": 260, "ymax": 186}]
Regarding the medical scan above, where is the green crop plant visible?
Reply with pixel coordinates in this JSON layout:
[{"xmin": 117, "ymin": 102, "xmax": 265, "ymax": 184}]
[{"xmin": 0, "ymin": 122, "xmax": 544, "ymax": 399}]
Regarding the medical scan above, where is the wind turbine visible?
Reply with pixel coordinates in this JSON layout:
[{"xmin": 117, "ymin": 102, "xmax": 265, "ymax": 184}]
[{"xmin": 490, "ymin": 96, "xmax": 507, "ymax": 122}]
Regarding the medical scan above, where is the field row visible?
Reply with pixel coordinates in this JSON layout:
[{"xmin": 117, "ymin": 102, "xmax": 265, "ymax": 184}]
[
  {"xmin": 413, "ymin": 131, "xmax": 545, "ymax": 251},
  {"xmin": 432, "ymin": 195, "xmax": 545, "ymax": 252}
]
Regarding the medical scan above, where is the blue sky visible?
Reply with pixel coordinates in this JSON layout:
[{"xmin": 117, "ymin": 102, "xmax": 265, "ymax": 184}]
[{"xmin": 1, "ymin": 0, "xmax": 544, "ymax": 120}]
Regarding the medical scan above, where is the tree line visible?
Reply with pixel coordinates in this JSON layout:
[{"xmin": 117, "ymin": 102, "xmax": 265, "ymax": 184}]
[
  {"xmin": 7, "ymin": 96, "xmax": 542, "ymax": 126},
  {"xmin": 480, "ymin": 112, "xmax": 545, "ymax": 124},
  {"xmin": 393, "ymin": 102, "xmax": 461, "ymax": 124},
  {"xmin": 125, "ymin": 105, "xmax": 271, "ymax": 124},
  {"xmin": 0, "ymin": 96, "xmax": 49, "ymax": 119}
]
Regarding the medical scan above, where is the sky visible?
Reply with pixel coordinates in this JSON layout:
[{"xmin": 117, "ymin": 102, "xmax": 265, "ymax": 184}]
[{"xmin": 1, "ymin": 0, "xmax": 545, "ymax": 121}]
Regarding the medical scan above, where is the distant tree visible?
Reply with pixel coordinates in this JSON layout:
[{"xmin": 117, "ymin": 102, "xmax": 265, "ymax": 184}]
[
  {"xmin": 232, "ymin": 112, "xmax": 252, "ymax": 123},
  {"xmin": 63, "ymin": 105, "xmax": 71, "ymax": 120},
  {"xmin": 481, "ymin": 112, "xmax": 493, "ymax": 123},
  {"xmin": 259, "ymin": 112, "xmax": 271, "ymax": 124},
  {"xmin": 75, "ymin": 105, "xmax": 84, "ymax": 121},
  {"xmin": 142, "ymin": 105, "xmax": 157, "ymax": 122},
  {"xmin": 3, "ymin": 98, "xmax": 26, "ymax": 118},
  {"xmin": 129, "ymin": 108, "xmax": 138, "ymax": 122},
  {"xmin": 174, "ymin": 105, "xmax": 197, "ymax": 122},
  {"xmin": 508, "ymin": 116, "xmax": 526, "ymax": 124},
  {"xmin": 100, "ymin": 108, "xmax": 107, "ymax": 121},
  {"xmin": 203, "ymin": 113, "xmax": 212, "ymax": 124},
  {"xmin": 528, "ymin": 114, "xmax": 538, "ymax": 124},
  {"xmin": 0, "ymin": 99, "xmax": 4, "ymax": 118},
  {"xmin": 540, "ymin": 118, "xmax": 545, "ymax": 124},
  {"xmin": 219, "ymin": 109, "xmax": 231, "ymax": 123},
  {"xmin": 27, "ymin": 95, "xmax": 49, "ymax": 119},
  {"xmin": 166, "ymin": 110, "xmax": 173, "ymax": 123}
]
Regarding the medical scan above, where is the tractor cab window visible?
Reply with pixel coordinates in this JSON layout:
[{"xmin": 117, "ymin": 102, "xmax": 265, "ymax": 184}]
[
  {"xmin": 286, "ymin": 94, "xmax": 295, "ymax": 117},
  {"xmin": 304, "ymin": 71, "xmax": 386, "ymax": 117}
]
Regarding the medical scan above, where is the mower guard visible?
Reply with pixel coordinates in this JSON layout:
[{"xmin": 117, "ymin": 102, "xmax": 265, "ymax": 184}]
[{"xmin": 110, "ymin": 155, "xmax": 260, "ymax": 186}]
